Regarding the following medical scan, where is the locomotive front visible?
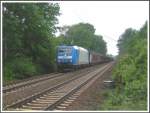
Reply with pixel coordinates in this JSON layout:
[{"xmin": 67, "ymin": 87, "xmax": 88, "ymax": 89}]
[{"xmin": 57, "ymin": 46, "xmax": 73, "ymax": 65}]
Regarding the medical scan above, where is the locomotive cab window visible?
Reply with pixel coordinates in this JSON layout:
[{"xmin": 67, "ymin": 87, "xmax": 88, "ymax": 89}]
[{"xmin": 58, "ymin": 47, "xmax": 72, "ymax": 56}]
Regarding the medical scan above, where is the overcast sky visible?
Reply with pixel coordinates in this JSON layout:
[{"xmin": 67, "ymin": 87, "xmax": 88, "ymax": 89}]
[{"xmin": 53, "ymin": 1, "xmax": 149, "ymax": 56}]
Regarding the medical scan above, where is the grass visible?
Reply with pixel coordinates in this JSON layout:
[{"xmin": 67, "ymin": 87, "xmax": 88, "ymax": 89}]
[{"xmin": 100, "ymin": 89, "xmax": 147, "ymax": 111}]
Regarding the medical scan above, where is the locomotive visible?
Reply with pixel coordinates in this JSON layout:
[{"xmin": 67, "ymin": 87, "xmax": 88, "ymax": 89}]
[{"xmin": 56, "ymin": 45, "xmax": 112, "ymax": 71}]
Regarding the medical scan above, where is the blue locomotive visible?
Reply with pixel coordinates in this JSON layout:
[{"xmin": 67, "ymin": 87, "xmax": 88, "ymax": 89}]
[{"xmin": 57, "ymin": 45, "xmax": 89, "ymax": 70}]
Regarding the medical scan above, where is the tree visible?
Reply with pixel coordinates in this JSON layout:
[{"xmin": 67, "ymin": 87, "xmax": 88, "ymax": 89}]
[
  {"xmin": 3, "ymin": 3, "xmax": 60, "ymax": 80},
  {"xmin": 117, "ymin": 28, "xmax": 137, "ymax": 54},
  {"xmin": 90, "ymin": 35, "xmax": 107, "ymax": 54},
  {"xmin": 60, "ymin": 23, "xmax": 107, "ymax": 54}
]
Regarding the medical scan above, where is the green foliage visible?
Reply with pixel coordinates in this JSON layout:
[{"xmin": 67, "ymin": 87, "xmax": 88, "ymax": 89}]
[
  {"xmin": 117, "ymin": 28, "xmax": 137, "ymax": 54},
  {"xmin": 90, "ymin": 35, "xmax": 107, "ymax": 54},
  {"xmin": 101, "ymin": 90, "xmax": 147, "ymax": 110},
  {"xmin": 5, "ymin": 56, "xmax": 37, "ymax": 79},
  {"xmin": 3, "ymin": 3, "xmax": 60, "ymax": 81},
  {"xmin": 60, "ymin": 23, "xmax": 107, "ymax": 54},
  {"xmin": 3, "ymin": 65, "xmax": 14, "ymax": 81},
  {"xmin": 102, "ymin": 22, "xmax": 147, "ymax": 110},
  {"xmin": 4, "ymin": 56, "xmax": 37, "ymax": 81}
]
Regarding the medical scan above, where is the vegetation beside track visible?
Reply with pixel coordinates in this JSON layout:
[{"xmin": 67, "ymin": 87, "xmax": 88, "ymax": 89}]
[{"xmin": 101, "ymin": 22, "xmax": 147, "ymax": 110}]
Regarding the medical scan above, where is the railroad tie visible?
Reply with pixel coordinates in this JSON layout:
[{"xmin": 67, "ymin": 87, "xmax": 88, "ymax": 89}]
[
  {"xmin": 65, "ymin": 99, "xmax": 74, "ymax": 102},
  {"xmin": 27, "ymin": 103, "xmax": 47, "ymax": 107},
  {"xmin": 23, "ymin": 106, "xmax": 44, "ymax": 110},
  {"xmin": 68, "ymin": 97, "xmax": 77, "ymax": 100},
  {"xmin": 56, "ymin": 106, "xmax": 66, "ymax": 109},
  {"xmin": 59, "ymin": 103, "xmax": 70, "ymax": 107},
  {"xmin": 64, "ymin": 101, "xmax": 72, "ymax": 104}
]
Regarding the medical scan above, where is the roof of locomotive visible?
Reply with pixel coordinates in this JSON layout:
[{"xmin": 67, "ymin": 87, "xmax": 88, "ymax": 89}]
[{"xmin": 57, "ymin": 45, "xmax": 88, "ymax": 52}]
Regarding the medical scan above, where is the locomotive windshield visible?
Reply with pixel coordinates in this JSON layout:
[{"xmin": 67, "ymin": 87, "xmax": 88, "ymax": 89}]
[{"xmin": 58, "ymin": 47, "xmax": 72, "ymax": 56}]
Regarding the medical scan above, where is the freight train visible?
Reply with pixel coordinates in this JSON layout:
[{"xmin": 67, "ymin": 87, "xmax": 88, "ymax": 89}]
[{"xmin": 56, "ymin": 45, "xmax": 112, "ymax": 71}]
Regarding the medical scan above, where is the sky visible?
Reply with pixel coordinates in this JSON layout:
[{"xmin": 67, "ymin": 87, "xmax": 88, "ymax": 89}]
[{"xmin": 53, "ymin": 1, "xmax": 149, "ymax": 56}]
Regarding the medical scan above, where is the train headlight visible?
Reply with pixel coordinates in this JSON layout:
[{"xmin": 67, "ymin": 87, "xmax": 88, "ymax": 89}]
[
  {"xmin": 58, "ymin": 59, "xmax": 62, "ymax": 62},
  {"xmin": 70, "ymin": 59, "xmax": 72, "ymax": 62}
]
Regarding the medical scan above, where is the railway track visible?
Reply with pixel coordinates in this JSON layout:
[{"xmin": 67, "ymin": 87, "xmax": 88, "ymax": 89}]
[
  {"xmin": 3, "ymin": 64, "xmax": 102, "ymax": 94},
  {"xmin": 3, "ymin": 73, "xmax": 63, "ymax": 93},
  {"xmin": 4, "ymin": 62, "xmax": 113, "ymax": 111},
  {"xmin": 3, "ymin": 64, "xmax": 105, "ymax": 108},
  {"xmin": 55, "ymin": 63, "xmax": 114, "ymax": 111}
]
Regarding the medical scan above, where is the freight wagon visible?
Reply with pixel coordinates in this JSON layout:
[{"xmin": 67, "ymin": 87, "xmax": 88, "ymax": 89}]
[{"xmin": 89, "ymin": 52, "xmax": 103, "ymax": 65}]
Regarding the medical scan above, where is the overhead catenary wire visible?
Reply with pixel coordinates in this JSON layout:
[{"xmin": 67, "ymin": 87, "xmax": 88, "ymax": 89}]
[
  {"xmin": 102, "ymin": 34, "xmax": 118, "ymax": 42},
  {"xmin": 70, "ymin": 8, "xmax": 118, "ymax": 45}
]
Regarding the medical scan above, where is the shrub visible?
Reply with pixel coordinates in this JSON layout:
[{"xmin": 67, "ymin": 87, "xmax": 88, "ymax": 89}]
[{"xmin": 4, "ymin": 56, "xmax": 37, "ymax": 79}]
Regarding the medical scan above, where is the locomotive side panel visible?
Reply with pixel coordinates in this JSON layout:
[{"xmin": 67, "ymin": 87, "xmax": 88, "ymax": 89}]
[
  {"xmin": 72, "ymin": 47, "xmax": 79, "ymax": 65},
  {"xmin": 78, "ymin": 47, "xmax": 89, "ymax": 65}
]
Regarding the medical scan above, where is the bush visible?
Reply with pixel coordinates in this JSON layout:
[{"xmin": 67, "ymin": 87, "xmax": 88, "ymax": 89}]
[
  {"xmin": 3, "ymin": 64, "xmax": 15, "ymax": 81},
  {"xmin": 101, "ymin": 22, "xmax": 147, "ymax": 110},
  {"xmin": 4, "ymin": 56, "xmax": 37, "ymax": 79}
]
